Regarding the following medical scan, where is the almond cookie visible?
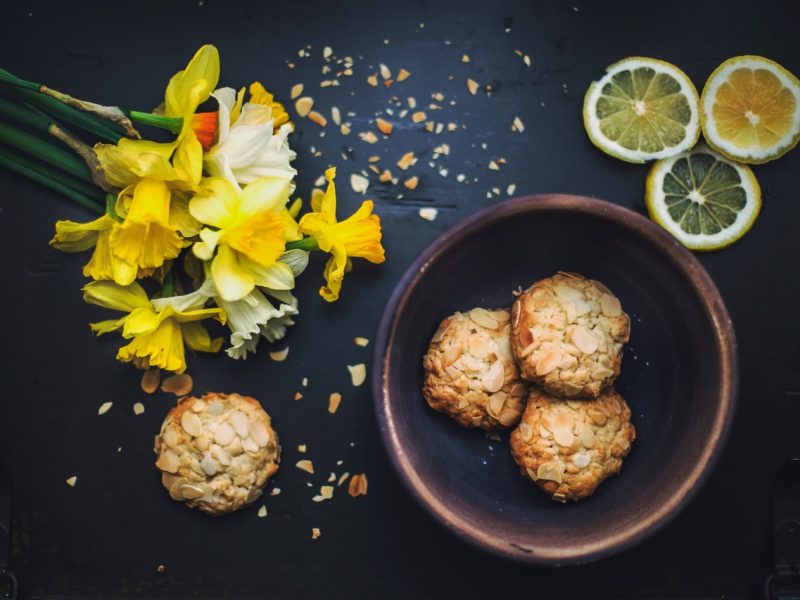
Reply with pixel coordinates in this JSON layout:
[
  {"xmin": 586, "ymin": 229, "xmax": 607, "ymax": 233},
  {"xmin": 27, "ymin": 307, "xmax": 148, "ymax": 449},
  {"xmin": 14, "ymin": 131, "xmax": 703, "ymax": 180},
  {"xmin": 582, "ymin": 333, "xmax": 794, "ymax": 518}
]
[
  {"xmin": 509, "ymin": 387, "xmax": 635, "ymax": 502},
  {"xmin": 422, "ymin": 308, "xmax": 529, "ymax": 430},
  {"xmin": 511, "ymin": 272, "xmax": 630, "ymax": 398},
  {"xmin": 154, "ymin": 392, "xmax": 280, "ymax": 516}
]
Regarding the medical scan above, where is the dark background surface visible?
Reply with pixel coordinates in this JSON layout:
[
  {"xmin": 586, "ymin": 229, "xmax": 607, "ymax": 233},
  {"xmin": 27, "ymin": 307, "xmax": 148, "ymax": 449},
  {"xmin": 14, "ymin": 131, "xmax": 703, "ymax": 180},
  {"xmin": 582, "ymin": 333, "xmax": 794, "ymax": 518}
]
[{"xmin": 0, "ymin": 0, "xmax": 798, "ymax": 598}]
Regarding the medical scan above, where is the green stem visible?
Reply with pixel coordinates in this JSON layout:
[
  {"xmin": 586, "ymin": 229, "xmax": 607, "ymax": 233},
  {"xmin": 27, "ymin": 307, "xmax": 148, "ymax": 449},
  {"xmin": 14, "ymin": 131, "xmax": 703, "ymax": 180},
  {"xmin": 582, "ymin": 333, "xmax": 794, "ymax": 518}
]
[
  {"xmin": 0, "ymin": 148, "xmax": 103, "ymax": 213},
  {"xmin": 286, "ymin": 237, "xmax": 319, "ymax": 251},
  {"xmin": 128, "ymin": 110, "xmax": 183, "ymax": 134},
  {"xmin": 0, "ymin": 121, "xmax": 93, "ymax": 183},
  {"xmin": 0, "ymin": 146, "xmax": 105, "ymax": 202},
  {"xmin": 105, "ymin": 193, "xmax": 119, "ymax": 220},
  {"xmin": 0, "ymin": 96, "xmax": 51, "ymax": 132},
  {"xmin": 0, "ymin": 68, "xmax": 40, "ymax": 91}
]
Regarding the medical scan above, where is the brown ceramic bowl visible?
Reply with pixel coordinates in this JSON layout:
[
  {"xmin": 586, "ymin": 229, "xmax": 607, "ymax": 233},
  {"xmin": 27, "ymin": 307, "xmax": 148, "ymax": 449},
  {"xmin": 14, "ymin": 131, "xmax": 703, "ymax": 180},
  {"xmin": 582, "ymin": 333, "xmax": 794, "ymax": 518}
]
[{"xmin": 372, "ymin": 194, "xmax": 737, "ymax": 565}]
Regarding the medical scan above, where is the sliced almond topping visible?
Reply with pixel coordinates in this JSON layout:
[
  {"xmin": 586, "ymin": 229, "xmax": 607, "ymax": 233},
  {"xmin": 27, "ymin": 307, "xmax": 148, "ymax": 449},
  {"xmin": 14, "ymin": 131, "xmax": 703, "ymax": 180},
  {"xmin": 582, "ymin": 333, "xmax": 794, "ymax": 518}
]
[
  {"xmin": 466, "ymin": 78, "xmax": 479, "ymax": 95},
  {"xmin": 379, "ymin": 63, "xmax": 391, "ymax": 79},
  {"xmin": 565, "ymin": 302, "xmax": 577, "ymax": 324},
  {"xmin": 404, "ymin": 176, "xmax": 419, "ymax": 190},
  {"xmin": 588, "ymin": 406, "xmax": 608, "ymax": 426},
  {"xmin": 214, "ymin": 423, "xmax": 236, "ymax": 446},
  {"xmin": 180, "ymin": 484, "xmax": 204, "ymax": 500},
  {"xmin": 347, "ymin": 364, "xmax": 367, "ymax": 386},
  {"xmin": 312, "ymin": 528, "xmax": 321, "ymax": 540},
  {"xmin": 457, "ymin": 398, "xmax": 469, "ymax": 409},
  {"xmin": 367, "ymin": 73, "xmax": 378, "ymax": 87},
  {"xmin": 553, "ymin": 428, "xmax": 574, "ymax": 447},
  {"xmin": 512, "ymin": 116, "xmax": 525, "ymax": 133},
  {"xmin": 498, "ymin": 408, "xmax": 519, "ymax": 427},
  {"xmin": 328, "ymin": 392, "xmax": 342, "ymax": 414},
  {"xmin": 418, "ymin": 207, "xmax": 437, "ymax": 221},
  {"xmin": 308, "ymin": 111, "xmax": 327, "ymax": 127},
  {"xmin": 161, "ymin": 373, "xmax": 193, "ymax": 396},
  {"xmin": 340, "ymin": 124, "xmax": 351, "ymax": 135},
  {"xmin": 396, "ymin": 68, "xmax": 411, "ymax": 82},
  {"xmin": 537, "ymin": 462, "xmax": 563, "ymax": 484},
  {"xmin": 580, "ymin": 424, "xmax": 597, "ymax": 447},
  {"xmin": 468, "ymin": 307, "xmax": 499, "ymax": 330},
  {"xmin": 295, "ymin": 96, "xmax": 314, "ymax": 117},
  {"xmin": 519, "ymin": 422, "xmax": 533, "ymax": 441},
  {"xmin": 338, "ymin": 472, "xmax": 350, "ymax": 486},
  {"xmin": 257, "ymin": 505, "xmax": 268, "ymax": 517},
  {"xmin": 553, "ymin": 284, "xmax": 584, "ymax": 302},
  {"xmin": 572, "ymin": 453, "xmax": 591, "ymax": 469},
  {"xmin": 156, "ymin": 450, "xmax": 180, "ymax": 474},
  {"xmin": 133, "ymin": 402, "xmax": 145, "ymax": 415},
  {"xmin": 571, "ymin": 326, "xmax": 599, "ymax": 355},
  {"xmin": 180, "ymin": 412, "xmax": 203, "ymax": 437},
  {"xmin": 592, "ymin": 367, "xmax": 615, "ymax": 381},
  {"xmin": 290, "ymin": 83, "xmax": 304, "ymax": 99},
  {"xmin": 525, "ymin": 466, "xmax": 538, "ymax": 480},
  {"xmin": 350, "ymin": 173, "xmax": 369, "ymax": 193},
  {"xmin": 442, "ymin": 344, "xmax": 462, "ymax": 367},
  {"xmin": 296, "ymin": 460, "xmax": 315, "ymax": 474},
  {"xmin": 379, "ymin": 169, "xmax": 393, "ymax": 183},
  {"xmin": 510, "ymin": 383, "xmax": 528, "ymax": 397},
  {"xmin": 359, "ymin": 131, "xmax": 379, "ymax": 144},
  {"xmin": 330, "ymin": 106, "xmax": 341, "ymax": 126},
  {"xmin": 375, "ymin": 117, "xmax": 393, "ymax": 135},
  {"xmin": 411, "ymin": 111, "xmax": 427, "ymax": 123},
  {"xmin": 269, "ymin": 347, "xmax": 289, "ymax": 362},
  {"xmin": 141, "ymin": 369, "xmax": 160, "ymax": 394},
  {"xmin": 354, "ymin": 337, "xmax": 369, "ymax": 347},
  {"xmin": 536, "ymin": 350, "xmax": 562, "ymax": 375},
  {"xmin": 396, "ymin": 151, "xmax": 417, "ymax": 170},
  {"xmin": 348, "ymin": 473, "xmax": 368, "ymax": 497},
  {"xmin": 481, "ymin": 361, "xmax": 505, "ymax": 393},
  {"xmin": 599, "ymin": 293, "xmax": 622, "ymax": 317},
  {"xmin": 487, "ymin": 391, "xmax": 507, "ymax": 416},
  {"xmin": 66, "ymin": 476, "xmax": 77, "ymax": 487},
  {"xmin": 98, "ymin": 402, "xmax": 113, "ymax": 415}
]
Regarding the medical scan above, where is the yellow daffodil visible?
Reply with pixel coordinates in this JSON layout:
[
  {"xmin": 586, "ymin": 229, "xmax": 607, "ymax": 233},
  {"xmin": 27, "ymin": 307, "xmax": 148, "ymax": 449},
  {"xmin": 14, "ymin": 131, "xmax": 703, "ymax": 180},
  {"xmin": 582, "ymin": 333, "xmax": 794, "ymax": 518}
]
[
  {"xmin": 109, "ymin": 178, "xmax": 183, "ymax": 270},
  {"xmin": 248, "ymin": 82, "xmax": 292, "ymax": 131},
  {"xmin": 94, "ymin": 45, "xmax": 220, "ymax": 190},
  {"xmin": 189, "ymin": 176, "xmax": 300, "ymax": 302},
  {"xmin": 298, "ymin": 167, "xmax": 385, "ymax": 302},
  {"xmin": 83, "ymin": 280, "xmax": 225, "ymax": 373}
]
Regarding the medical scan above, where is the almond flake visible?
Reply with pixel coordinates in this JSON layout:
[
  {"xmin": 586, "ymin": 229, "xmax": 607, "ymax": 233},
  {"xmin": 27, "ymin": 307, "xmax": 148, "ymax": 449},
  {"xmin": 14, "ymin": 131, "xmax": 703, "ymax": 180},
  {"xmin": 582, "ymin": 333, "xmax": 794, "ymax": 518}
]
[
  {"xmin": 296, "ymin": 460, "xmax": 314, "ymax": 474},
  {"xmin": 328, "ymin": 392, "xmax": 342, "ymax": 414},
  {"xmin": 376, "ymin": 118, "xmax": 393, "ymax": 135},
  {"xmin": 312, "ymin": 528, "xmax": 321, "ymax": 540},
  {"xmin": 141, "ymin": 369, "xmax": 160, "ymax": 394},
  {"xmin": 396, "ymin": 68, "xmax": 411, "ymax": 82},
  {"xmin": 359, "ymin": 131, "xmax": 379, "ymax": 144},
  {"xmin": 338, "ymin": 472, "xmax": 350, "ymax": 486},
  {"xmin": 418, "ymin": 207, "xmax": 438, "ymax": 221},
  {"xmin": 313, "ymin": 485, "xmax": 335, "ymax": 502},
  {"xmin": 331, "ymin": 106, "xmax": 341, "ymax": 126},
  {"xmin": 507, "ymin": 184, "xmax": 517, "ymax": 195},
  {"xmin": 350, "ymin": 173, "xmax": 369, "ymax": 194},
  {"xmin": 298, "ymin": 444, "xmax": 307, "ymax": 453},
  {"xmin": 308, "ymin": 111, "xmax": 327, "ymax": 127},
  {"xmin": 348, "ymin": 473, "xmax": 368, "ymax": 497},
  {"xmin": 524, "ymin": 54, "xmax": 531, "ymax": 67},
  {"xmin": 397, "ymin": 152, "xmax": 416, "ymax": 170},
  {"xmin": 404, "ymin": 176, "xmax": 419, "ymax": 190},
  {"xmin": 295, "ymin": 96, "xmax": 314, "ymax": 117},
  {"xmin": 340, "ymin": 124, "xmax": 351, "ymax": 135},
  {"xmin": 489, "ymin": 160, "xmax": 499, "ymax": 170},
  {"xmin": 347, "ymin": 364, "xmax": 367, "ymax": 386},
  {"xmin": 354, "ymin": 337, "xmax": 369, "ymax": 346},
  {"xmin": 66, "ymin": 476, "xmax": 77, "ymax": 487},
  {"xmin": 466, "ymin": 78, "xmax": 479, "ymax": 95},
  {"xmin": 462, "ymin": 54, "xmax": 470, "ymax": 62},
  {"xmin": 512, "ymin": 116, "xmax": 525, "ymax": 133},
  {"xmin": 133, "ymin": 402, "xmax": 145, "ymax": 415},
  {"xmin": 368, "ymin": 155, "xmax": 381, "ymax": 163},
  {"xmin": 379, "ymin": 170, "xmax": 392, "ymax": 183},
  {"xmin": 271, "ymin": 488, "xmax": 281, "ymax": 496},
  {"xmin": 411, "ymin": 111, "xmax": 427, "ymax": 123},
  {"xmin": 290, "ymin": 83, "xmax": 304, "ymax": 99},
  {"xmin": 379, "ymin": 63, "xmax": 391, "ymax": 79},
  {"xmin": 367, "ymin": 73, "xmax": 378, "ymax": 87},
  {"xmin": 407, "ymin": 96, "xmax": 417, "ymax": 109},
  {"xmin": 323, "ymin": 46, "xmax": 333, "ymax": 59},
  {"xmin": 161, "ymin": 373, "xmax": 193, "ymax": 396},
  {"xmin": 270, "ymin": 347, "xmax": 289, "ymax": 362},
  {"xmin": 98, "ymin": 402, "xmax": 113, "ymax": 415}
]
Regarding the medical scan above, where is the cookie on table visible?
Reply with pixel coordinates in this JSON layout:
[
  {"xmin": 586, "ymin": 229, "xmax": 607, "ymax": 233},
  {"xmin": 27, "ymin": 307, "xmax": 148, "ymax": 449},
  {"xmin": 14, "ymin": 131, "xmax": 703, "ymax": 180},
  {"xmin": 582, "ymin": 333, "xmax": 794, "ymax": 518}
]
[
  {"xmin": 422, "ymin": 308, "xmax": 529, "ymax": 430},
  {"xmin": 509, "ymin": 387, "xmax": 635, "ymax": 502},
  {"xmin": 154, "ymin": 392, "xmax": 280, "ymax": 516},
  {"xmin": 511, "ymin": 272, "xmax": 630, "ymax": 398}
]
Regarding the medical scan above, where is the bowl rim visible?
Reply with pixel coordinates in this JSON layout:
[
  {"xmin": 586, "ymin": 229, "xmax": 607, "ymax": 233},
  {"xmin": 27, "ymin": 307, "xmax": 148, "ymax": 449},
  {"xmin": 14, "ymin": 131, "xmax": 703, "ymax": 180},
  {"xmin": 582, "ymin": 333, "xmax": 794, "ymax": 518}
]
[{"xmin": 371, "ymin": 194, "xmax": 738, "ymax": 565}]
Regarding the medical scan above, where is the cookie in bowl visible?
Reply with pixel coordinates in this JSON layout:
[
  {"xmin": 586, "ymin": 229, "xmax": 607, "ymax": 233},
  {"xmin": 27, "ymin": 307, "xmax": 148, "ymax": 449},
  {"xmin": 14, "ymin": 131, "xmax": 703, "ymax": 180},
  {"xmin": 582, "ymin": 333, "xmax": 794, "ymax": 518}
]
[
  {"xmin": 422, "ymin": 308, "xmax": 529, "ymax": 430},
  {"xmin": 154, "ymin": 392, "xmax": 280, "ymax": 515},
  {"xmin": 509, "ymin": 386, "xmax": 636, "ymax": 502},
  {"xmin": 511, "ymin": 272, "xmax": 630, "ymax": 398}
]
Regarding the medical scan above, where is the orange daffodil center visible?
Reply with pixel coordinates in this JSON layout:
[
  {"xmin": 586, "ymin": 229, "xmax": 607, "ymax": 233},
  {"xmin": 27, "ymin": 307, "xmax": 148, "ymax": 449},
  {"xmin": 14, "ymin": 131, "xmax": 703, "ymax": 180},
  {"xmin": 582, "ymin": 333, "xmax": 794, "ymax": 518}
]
[{"xmin": 298, "ymin": 167, "xmax": 386, "ymax": 302}]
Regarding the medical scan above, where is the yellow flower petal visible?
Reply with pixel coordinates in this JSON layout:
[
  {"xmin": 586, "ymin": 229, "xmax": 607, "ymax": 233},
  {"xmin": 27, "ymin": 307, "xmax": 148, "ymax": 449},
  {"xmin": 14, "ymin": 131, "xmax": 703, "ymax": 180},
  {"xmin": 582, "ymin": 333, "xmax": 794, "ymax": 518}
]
[
  {"xmin": 189, "ymin": 178, "xmax": 240, "ymax": 229},
  {"xmin": 182, "ymin": 322, "xmax": 223, "ymax": 353},
  {"xmin": 50, "ymin": 215, "xmax": 113, "ymax": 252},
  {"xmin": 169, "ymin": 193, "xmax": 202, "ymax": 237},
  {"xmin": 319, "ymin": 245, "xmax": 349, "ymax": 302},
  {"xmin": 171, "ymin": 306, "xmax": 226, "ymax": 325},
  {"xmin": 222, "ymin": 210, "xmax": 286, "ymax": 265},
  {"xmin": 83, "ymin": 280, "xmax": 151, "ymax": 312},
  {"xmin": 240, "ymin": 257, "xmax": 295, "ymax": 290},
  {"xmin": 211, "ymin": 244, "xmax": 255, "ymax": 301},
  {"xmin": 249, "ymin": 81, "xmax": 291, "ymax": 130},
  {"xmin": 335, "ymin": 200, "xmax": 385, "ymax": 263},
  {"xmin": 240, "ymin": 176, "xmax": 291, "ymax": 217},
  {"xmin": 117, "ymin": 318, "xmax": 187, "ymax": 373},
  {"xmin": 89, "ymin": 317, "xmax": 127, "ymax": 335},
  {"xmin": 83, "ymin": 228, "xmax": 138, "ymax": 285},
  {"xmin": 164, "ymin": 45, "xmax": 220, "ymax": 118}
]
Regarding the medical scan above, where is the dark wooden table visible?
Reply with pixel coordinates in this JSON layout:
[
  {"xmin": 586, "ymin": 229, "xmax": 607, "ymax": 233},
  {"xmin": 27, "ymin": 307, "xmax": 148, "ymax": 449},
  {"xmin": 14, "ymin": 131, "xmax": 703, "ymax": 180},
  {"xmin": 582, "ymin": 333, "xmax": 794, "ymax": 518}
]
[{"xmin": 1, "ymin": 0, "xmax": 798, "ymax": 597}]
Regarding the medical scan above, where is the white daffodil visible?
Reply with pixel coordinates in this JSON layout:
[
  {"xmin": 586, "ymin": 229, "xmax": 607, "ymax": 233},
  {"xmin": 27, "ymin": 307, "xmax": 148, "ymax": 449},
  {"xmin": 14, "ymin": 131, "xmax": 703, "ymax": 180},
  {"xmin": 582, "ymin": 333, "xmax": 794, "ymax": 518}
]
[{"xmin": 204, "ymin": 87, "xmax": 297, "ymax": 189}]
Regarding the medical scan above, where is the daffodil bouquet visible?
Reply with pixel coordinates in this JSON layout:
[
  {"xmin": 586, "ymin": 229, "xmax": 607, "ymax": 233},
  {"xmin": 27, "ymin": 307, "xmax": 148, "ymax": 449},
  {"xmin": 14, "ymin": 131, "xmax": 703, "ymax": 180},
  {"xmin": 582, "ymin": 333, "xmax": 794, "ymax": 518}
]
[{"xmin": 0, "ymin": 45, "xmax": 385, "ymax": 374}]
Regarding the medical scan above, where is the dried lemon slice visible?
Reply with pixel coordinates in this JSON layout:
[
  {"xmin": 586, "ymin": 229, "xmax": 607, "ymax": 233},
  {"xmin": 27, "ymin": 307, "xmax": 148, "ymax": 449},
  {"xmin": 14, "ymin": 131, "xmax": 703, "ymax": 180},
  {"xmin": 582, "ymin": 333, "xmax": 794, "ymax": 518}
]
[
  {"xmin": 645, "ymin": 146, "xmax": 761, "ymax": 251},
  {"xmin": 701, "ymin": 56, "xmax": 800, "ymax": 163},
  {"xmin": 583, "ymin": 57, "xmax": 700, "ymax": 163}
]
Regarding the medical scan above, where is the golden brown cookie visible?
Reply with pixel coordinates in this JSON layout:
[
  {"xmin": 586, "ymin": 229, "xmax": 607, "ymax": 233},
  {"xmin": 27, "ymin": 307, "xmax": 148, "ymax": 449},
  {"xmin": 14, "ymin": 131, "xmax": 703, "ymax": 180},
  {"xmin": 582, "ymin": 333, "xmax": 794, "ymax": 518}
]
[
  {"xmin": 509, "ymin": 387, "xmax": 635, "ymax": 502},
  {"xmin": 154, "ymin": 392, "xmax": 280, "ymax": 516},
  {"xmin": 422, "ymin": 308, "xmax": 529, "ymax": 430},
  {"xmin": 511, "ymin": 272, "xmax": 630, "ymax": 398}
]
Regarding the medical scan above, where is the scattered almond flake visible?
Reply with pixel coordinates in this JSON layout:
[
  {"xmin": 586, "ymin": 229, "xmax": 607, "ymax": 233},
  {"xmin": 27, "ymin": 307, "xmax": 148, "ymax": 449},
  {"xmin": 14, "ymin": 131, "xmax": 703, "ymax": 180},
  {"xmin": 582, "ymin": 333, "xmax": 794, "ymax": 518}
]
[
  {"xmin": 296, "ymin": 460, "xmax": 314, "ymax": 474},
  {"xmin": 313, "ymin": 485, "xmax": 335, "ymax": 502},
  {"xmin": 507, "ymin": 183, "xmax": 517, "ymax": 195},
  {"xmin": 331, "ymin": 106, "xmax": 341, "ymax": 126},
  {"xmin": 321, "ymin": 64, "xmax": 331, "ymax": 75},
  {"xmin": 368, "ymin": 164, "xmax": 380, "ymax": 174},
  {"xmin": 328, "ymin": 392, "xmax": 342, "ymax": 414},
  {"xmin": 433, "ymin": 143, "xmax": 450, "ymax": 156},
  {"xmin": 156, "ymin": 565, "xmax": 166, "ymax": 574},
  {"xmin": 524, "ymin": 54, "xmax": 531, "ymax": 67},
  {"xmin": 350, "ymin": 173, "xmax": 369, "ymax": 194},
  {"xmin": 407, "ymin": 96, "xmax": 417, "ymax": 109},
  {"xmin": 161, "ymin": 373, "xmax": 193, "ymax": 396},
  {"xmin": 66, "ymin": 476, "xmax": 77, "ymax": 487},
  {"xmin": 323, "ymin": 46, "xmax": 333, "ymax": 59},
  {"xmin": 257, "ymin": 505, "xmax": 268, "ymax": 518},
  {"xmin": 314, "ymin": 174, "xmax": 326, "ymax": 187},
  {"xmin": 302, "ymin": 377, "xmax": 308, "ymax": 387},
  {"xmin": 419, "ymin": 207, "xmax": 438, "ymax": 221},
  {"xmin": 298, "ymin": 444, "xmax": 307, "ymax": 453},
  {"xmin": 497, "ymin": 157, "xmax": 507, "ymax": 164},
  {"xmin": 397, "ymin": 152, "xmax": 417, "ymax": 170},
  {"xmin": 340, "ymin": 124, "xmax": 351, "ymax": 135},
  {"xmin": 270, "ymin": 347, "xmax": 290, "ymax": 362},
  {"xmin": 270, "ymin": 487, "xmax": 281, "ymax": 496},
  {"xmin": 431, "ymin": 92, "xmax": 445, "ymax": 102},
  {"xmin": 348, "ymin": 473, "xmax": 368, "ymax": 497},
  {"xmin": 294, "ymin": 391, "xmax": 303, "ymax": 401},
  {"xmin": 488, "ymin": 432, "xmax": 502, "ymax": 441},
  {"xmin": 466, "ymin": 78, "xmax": 479, "ymax": 95},
  {"xmin": 514, "ymin": 49, "xmax": 523, "ymax": 57},
  {"xmin": 512, "ymin": 116, "xmax": 525, "ymax": 133},
  {"xmin": 98, "ymin": 402, "xmax": 113, "ymax": 415},
  {"xmin": 437, "ymin": 123, "xmax": 445, "ymax": 134},
  {"xmin": 312, "ymin": 528, "xmax": 321, "ymax": 540},
  {"xmin": 320, "ymin": 80, "xmax": 338, "ymax": 88},
  {"xmin": 133, "ymin": 402, "xmax": 145, "ymax": 416},
  {"xmin": 462, "ymin": 54, "xmax": 470, "ymax": 62},
  {"xmin": 399, "ymin": 109, "xmax": 408, "ymax": 118},
  {"xmin": 347, "ymin": 364, "xmax": 367, "ymax": 386},
  {"xmin": 376, "ymin": 118, "xmax": 393, "ymax": 135},
  {"xmin": 367, "ymin": 73, "xmax": 378, "ymax": 87},
  {"xmin": 141, "ymin": 369, "xmax": 160, "ymax": 394},
  {"xmin": 379, "ymin": 170, "xmax": 392, "ymax": 183},
  {"xmin": 298, "ymin": 49, "xmax": 306, "ymax": 58},
  {"xmin": 354, "ymin": 337, "xmax": 370, "ymax": 347},
  {"xmin": 428, "ymin": 103, "xmax": 442, "ymax": 110},
  {"xmin": 295, "ymin": 96, "xmax": 314, "ymax": 117},
  {"xmin": 492, "ymin": 187, "xmax": 501, "ymax": 195},
  {"xmin": 358, "ymin": 131, "xmax": 379, "ymax": 144},
  {"xmin": 396, "ymin": 68, "xmax": 411, "ymax": 82},
  {"xmin": 336, "ymin": 460, "xmax": 344, "ymax": 465},
  {"xmin": 489, "ymin": 160, "xmax": 499, "ymax": 170},
  {"xmin": 425, "ymin": 122, "xmax": 435, "ymax": 132},
  {"xmin": 308, "ymin": 111, "xmax": 327, "ymax": 127},
  {"xmin": 290, "ymin": 83, "xmax": 304, "ymax": 99},
  {"xmin": 383, "ymin": 79, "xmax": 394, "ymax": 88},
  {"xmin": 411, "ymin": 111, "xmax": 427, "ymax": 123},
  {"xmin": 439, "ymin": 168, "xmax": 449, "ymax": 177},
  {"xmin": 457, "ymin": 173, "xmax": 466, "ymax": 182},
  {"xmin": 327, "ymin": 472, "xmax": 337, "ymax": 483},
  {"xmin": 343, "ymin": 68, "xmax": 353, "ymax": 76},
  {"xmin": 368, "ymin": 155, "xmax": 381, "ymax": 163},
  {"xmin": 338, "ymin": 472, "xmax": 350, "ymax": 486},
  {"xmin": 403, "ymin": 176, "xmax": 419, "ymax": 190},
  {"xmin": 379, "ymin": 63, "xmax": 391, "ymax": 79}
]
